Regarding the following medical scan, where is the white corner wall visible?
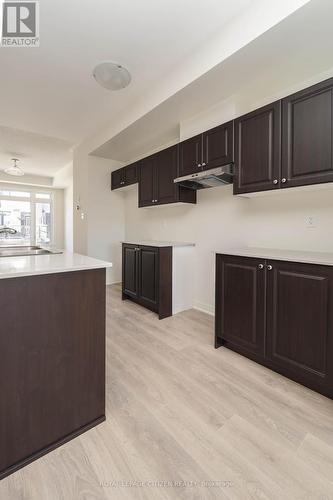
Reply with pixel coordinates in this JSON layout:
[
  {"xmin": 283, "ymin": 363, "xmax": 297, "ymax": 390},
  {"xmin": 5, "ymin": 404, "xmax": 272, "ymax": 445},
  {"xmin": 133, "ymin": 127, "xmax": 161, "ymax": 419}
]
[
  {"xmin": 73, "ymin": 149, "xmax": 125, "ymax": 285},
  {"xmin": 53, "ymin": 188, "xmax": 65, "ymax": 249},
  {"xmin": 53, "ymin": 163, "xmax": 73, "ymax": 251}
]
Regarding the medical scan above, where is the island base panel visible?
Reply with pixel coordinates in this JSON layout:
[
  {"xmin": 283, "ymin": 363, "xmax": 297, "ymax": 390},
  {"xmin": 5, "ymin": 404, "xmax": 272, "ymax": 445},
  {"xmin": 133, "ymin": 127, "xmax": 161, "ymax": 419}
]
[{"xmin": 0, "ymin": 269, "xmax": 106, "ymax": 479}]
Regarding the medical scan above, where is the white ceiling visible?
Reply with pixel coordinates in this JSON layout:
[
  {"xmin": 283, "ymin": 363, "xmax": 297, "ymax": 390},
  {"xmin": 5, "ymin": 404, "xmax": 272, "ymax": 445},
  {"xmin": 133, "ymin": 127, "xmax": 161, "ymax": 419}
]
[
  {"xmin": 0, "ymin": 126, "xmax": 72, "ymax": 177},
  {"xmin": 0, "ymin": 0, "xmax": 255, "ymax": 143},
  {"xmin": 92, "ymin": 0, "xmax": 333, "ymax": 162},
  {"xmin": 0, "ymin": 0, "xmax": 310, "ymax": 176}
]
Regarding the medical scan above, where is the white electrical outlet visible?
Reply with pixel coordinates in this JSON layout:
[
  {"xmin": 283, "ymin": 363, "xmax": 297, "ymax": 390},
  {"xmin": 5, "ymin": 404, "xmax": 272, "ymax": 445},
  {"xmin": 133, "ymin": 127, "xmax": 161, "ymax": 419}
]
[{"xmin": 305, "ymin": 215, "xmax": 317, "ymax": 228}]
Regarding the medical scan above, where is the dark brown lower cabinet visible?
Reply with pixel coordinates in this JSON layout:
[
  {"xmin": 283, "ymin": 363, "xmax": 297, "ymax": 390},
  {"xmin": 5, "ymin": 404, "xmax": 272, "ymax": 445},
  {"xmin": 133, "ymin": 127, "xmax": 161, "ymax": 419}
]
[
  {"xmin": 215, "ymin": 255, "xmax": 266, "ymax": 358},
  {"xmin": 215, "ymin": 254, "xmax": 333, "ymax": 398},
  {"xmin": 0, "ymin": 269, "xmax": 106, "ymax": 480},
  {"xmin": 122, "ymin": 243, "xmax": 172, "ymax": 319}
]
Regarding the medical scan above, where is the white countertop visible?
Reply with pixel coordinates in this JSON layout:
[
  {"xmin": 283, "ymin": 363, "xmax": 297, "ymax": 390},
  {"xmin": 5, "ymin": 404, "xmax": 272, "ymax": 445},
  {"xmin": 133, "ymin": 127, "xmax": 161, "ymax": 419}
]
[
  {"xmin": 0, "ymin": 251, "xmax": 112, "ymax": 279},
  {"xmin": 123, "ymin": 240, "xmax": 195, "ymax": 248},
  {"xmin": 216, "ymin": 247, "xmax": 333, "ymax": 266}
]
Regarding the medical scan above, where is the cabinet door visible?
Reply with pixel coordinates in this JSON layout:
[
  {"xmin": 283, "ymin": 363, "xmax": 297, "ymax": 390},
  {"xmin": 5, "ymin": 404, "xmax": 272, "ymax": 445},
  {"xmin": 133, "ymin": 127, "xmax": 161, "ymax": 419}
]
[
  {"xmin": 122, "ymin": 244, "xmax": 138, "ymax": 298},
  {"xmin": 124, "ymin": 162, "xmax": 138, "ymax": 186},
  {"xmin": 139, "ymin": 156, "xmax": 156, "ymax": 207},
  {"xmin": 178, "ymin": 134, "xmax": 203, "ymax": 176},
  {"xmin": 234, "ymin": 101, "xmax": 281, "ymax": 194},
  {"xmin": 155, "ymin": 145, "xmax": 178, "ymax": 205},
  {"xmin": 282, "ymin": 78, "xmax": 333, "ymax": 188},
  {"xmin": 266, "ymin": 260, "xmax": 333, "ymax": 393},
  {"xmin": 215, "ymin": 254, "xmax": 266, "ymax": 359},
  {"xmin": 111, "ymin": 168, "xmax": 124, "ymax": 190},
  {"xmin": 138, "ymin": 246, "xmax": 158, "ymax": 310},
  {"xmin": 203, "ymin": 121, "xmax": 233, "ymax": 170}
]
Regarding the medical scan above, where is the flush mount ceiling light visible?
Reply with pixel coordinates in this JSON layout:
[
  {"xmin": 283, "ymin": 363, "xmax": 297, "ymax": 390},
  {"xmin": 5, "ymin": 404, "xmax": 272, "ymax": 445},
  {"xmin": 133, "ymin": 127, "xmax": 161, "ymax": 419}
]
[
  {"xmin": 92, "ymin": 62, "xmax": 131, "ymax": 91},
  {"xmin": 4, "ymin": 158, "xmax": 25, "ymax": 177}
]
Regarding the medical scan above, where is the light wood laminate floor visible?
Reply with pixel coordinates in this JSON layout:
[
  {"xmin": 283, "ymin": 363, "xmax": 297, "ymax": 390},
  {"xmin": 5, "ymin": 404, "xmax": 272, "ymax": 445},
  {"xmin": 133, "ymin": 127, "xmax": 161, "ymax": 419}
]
[{"xmin": 1, "ymin": 284, "xmax": 333, "ymax": 500}]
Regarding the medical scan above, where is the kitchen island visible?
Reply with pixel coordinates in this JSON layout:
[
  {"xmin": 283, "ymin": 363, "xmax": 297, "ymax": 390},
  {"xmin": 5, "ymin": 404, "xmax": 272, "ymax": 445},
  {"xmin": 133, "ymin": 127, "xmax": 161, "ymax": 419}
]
[{"xmin": 0, "ymin": 252, "xmax": 112, "ymax": 480}]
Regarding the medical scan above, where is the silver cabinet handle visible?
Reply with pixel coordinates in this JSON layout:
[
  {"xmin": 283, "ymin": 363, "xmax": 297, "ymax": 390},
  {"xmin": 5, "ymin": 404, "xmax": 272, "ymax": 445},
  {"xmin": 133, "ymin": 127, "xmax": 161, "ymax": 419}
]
[
  {"xmin": 258, "ymin": 264, "xmax": 264, "ymax": 270},
  {"xmin": 273, "ymin": 179, "xmax": 278, "ymax": 185},
  {"xmin": 281, "ymin": 178, "xmax": 287, "ymax": 183},
  {"xmin": 267, "ymin": 265, "xmax": 273, "ymax": 271}
]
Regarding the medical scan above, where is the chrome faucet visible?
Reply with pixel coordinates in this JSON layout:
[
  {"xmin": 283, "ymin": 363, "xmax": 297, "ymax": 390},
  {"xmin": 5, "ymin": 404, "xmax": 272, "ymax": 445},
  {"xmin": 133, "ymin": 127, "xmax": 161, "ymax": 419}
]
[{"xmin": 0, "ymin": 227, "xmax": 17, "ymax": 237}]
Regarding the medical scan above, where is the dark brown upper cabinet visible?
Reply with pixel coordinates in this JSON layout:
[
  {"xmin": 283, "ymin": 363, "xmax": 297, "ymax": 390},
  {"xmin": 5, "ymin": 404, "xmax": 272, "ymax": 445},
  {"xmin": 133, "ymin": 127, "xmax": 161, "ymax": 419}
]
[
  {"xmin": 111, "ymin": 162, "xmax": 138, "ymax": 190},
  {"xmin": 139, "ymin": 145, "xmax": 196, "ymax": 208},
  {"xmin": 234, "ymin": 101, "xmax": 281, "ymax": 194},
  {"xmin": 155, "ymin": 145, "xmax": 178, "ymax": 205},
  {"xmin": 111, "ymin": 168, "xmax": 123, "ymax": 190},
  {"xmin": 202, "ymin": 121, "xmax": 234, "ymax": 171},
  {"xmin": 178, "ymin": 122, "xmax": 234, "ymax": 177},
  {"xmin": 112, "ymin": 76, "xmax": 333, "ymax": 199},
  {"xmin": 138, "ymin": 155, "xmax": 155, "ymax": 207},
  {"xmin": 178, "ymin": 134, "xmax": 203, "ymax": 177},
  {"xmin": 124, "ymin": 162, "xmax": 138, "ymax": 185},
  {"xmin": 282, "ymin": 77, "xmax": 333, "ymax": 188}
]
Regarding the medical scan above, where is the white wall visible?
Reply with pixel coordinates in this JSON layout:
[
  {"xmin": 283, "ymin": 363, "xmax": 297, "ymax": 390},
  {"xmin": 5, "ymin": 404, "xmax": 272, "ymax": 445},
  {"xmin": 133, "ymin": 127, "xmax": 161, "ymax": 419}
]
[
  {"xmin": 53, "ymin": 188, "xmax": 64, "ymax": 249},
  {"xmin": 73, "ymin": 149, "xmax": 125, "ymax": 284},
  {"xmin": 53, "ymin": 163, "xmax": 73, "ymax": 251},
  {"xmin": 64, "ymin": 181, "xmax": 73, "ymax": 251},
  {"xmin": 124, "ymin": 185, "xmax": 250, "ymax": 313},
  {"xmin": 125, "ymin": 183, "xmax": 333, "ymax": 315},
  {"xmin": 73, "ymin": 65, "xmax": 333, "ymax": 311},
  {"xmin": 124, "ymin": 70, "xmax": 333, "ymax": 314}
]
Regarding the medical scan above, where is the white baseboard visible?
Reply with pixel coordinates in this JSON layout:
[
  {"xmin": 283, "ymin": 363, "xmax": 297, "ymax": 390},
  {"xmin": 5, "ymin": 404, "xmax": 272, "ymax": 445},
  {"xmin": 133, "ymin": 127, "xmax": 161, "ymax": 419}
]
[
  {"xmin": 113, "ymin": 280, "xmax": 215, "ymax": 317},
  {"xmin": 193, "ymin": 301, "xmax": 215, "ymax": 316},
  {"xmin": 106, "ymin": 280, "xmax": 122, "ymax": 286}
]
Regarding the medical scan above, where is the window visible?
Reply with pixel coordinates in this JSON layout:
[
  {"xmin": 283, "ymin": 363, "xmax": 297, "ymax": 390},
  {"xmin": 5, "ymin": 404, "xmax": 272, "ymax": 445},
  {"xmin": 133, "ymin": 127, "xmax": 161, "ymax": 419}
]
[{"xmin": 0, "ymin": 188, "xmax": 53, "ymax": 245}]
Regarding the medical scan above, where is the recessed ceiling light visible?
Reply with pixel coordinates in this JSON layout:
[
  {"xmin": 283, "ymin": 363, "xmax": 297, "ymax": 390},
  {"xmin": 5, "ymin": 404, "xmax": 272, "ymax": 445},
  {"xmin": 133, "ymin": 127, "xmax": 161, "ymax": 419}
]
[
  {"xmin": 4, "ymin": 158, "xmax": 24, "ymax": 177},
  {"xmin": 92, "ymin": 62, "xmax": 131, "ymax": 91}
]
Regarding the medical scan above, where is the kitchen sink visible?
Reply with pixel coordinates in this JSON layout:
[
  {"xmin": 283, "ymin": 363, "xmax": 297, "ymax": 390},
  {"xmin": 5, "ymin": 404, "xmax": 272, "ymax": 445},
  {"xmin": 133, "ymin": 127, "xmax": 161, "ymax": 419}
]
[{"xmin": 0, "ymin": 246, "xmax": 62, "ymax": 258}]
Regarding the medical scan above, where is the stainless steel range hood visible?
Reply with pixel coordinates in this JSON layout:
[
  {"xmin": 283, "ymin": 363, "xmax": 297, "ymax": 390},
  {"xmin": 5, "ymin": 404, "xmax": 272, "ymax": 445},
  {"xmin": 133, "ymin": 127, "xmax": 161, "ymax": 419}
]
[{"xmin": 174, "ymin": 164, "xmax": 234, "ymax": 190}]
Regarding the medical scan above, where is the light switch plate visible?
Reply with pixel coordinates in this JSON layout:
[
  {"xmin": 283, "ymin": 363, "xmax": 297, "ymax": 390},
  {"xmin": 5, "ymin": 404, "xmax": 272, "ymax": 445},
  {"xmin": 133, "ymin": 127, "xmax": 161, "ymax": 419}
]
[{"xmin": 305, "ymin": 215, "xmax": 317, "ymax": 228}]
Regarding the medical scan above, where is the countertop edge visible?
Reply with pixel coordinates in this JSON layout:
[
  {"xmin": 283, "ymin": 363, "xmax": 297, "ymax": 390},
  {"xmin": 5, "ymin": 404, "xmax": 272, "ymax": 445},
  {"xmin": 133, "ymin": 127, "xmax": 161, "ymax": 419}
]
[
  {"xmin": 214, "ymin": 248, "xmax": 333, "ymax": 267},
  {"xmin": 0, "ymin": 264, "xmax": 112, "ymax": 280},
  {"xmin": 0, "ymin": 252, "xmax": 113, "ymax": 280},
  {"xmin": 122, "ymin": 241, "xmax": 195, "ymax": 248}
]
